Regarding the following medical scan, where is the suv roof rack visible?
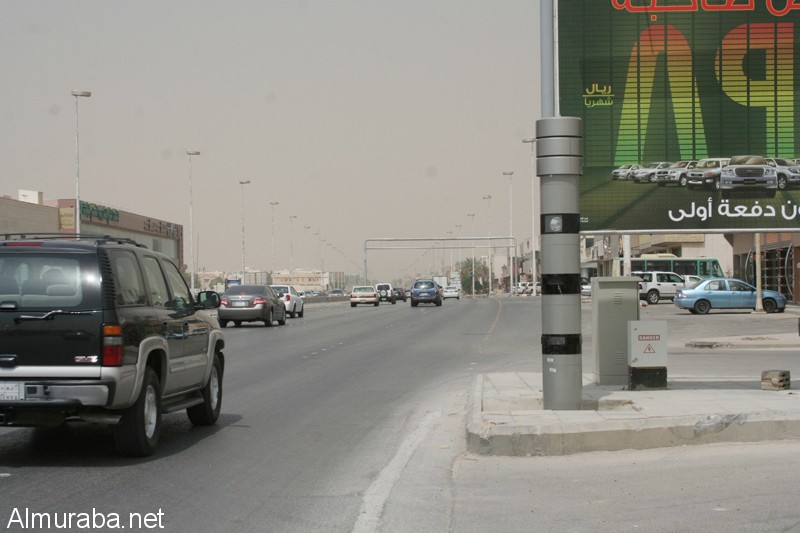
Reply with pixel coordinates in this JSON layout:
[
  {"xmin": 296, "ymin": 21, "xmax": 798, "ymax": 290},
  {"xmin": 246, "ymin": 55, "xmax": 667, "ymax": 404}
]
[{"xmin": 0, "ymin": 233, "xmax": 147, "ymax": 248}]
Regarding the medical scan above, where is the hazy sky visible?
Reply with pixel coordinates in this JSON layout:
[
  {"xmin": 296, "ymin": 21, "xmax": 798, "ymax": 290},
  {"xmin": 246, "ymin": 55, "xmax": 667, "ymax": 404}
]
[{"xmin": 1, "ymin": 1, "xmax": 541, "ymax": 282}]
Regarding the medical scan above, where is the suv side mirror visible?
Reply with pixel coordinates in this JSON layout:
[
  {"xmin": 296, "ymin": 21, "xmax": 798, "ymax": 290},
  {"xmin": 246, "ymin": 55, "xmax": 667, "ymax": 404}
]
[{"xmin": 196, "ymin": 290, "xmax": 221, "ymax": 309}]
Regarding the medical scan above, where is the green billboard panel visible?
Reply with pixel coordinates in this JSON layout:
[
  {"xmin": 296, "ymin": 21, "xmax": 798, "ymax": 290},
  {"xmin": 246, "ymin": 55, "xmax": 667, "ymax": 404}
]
[{"xmin": 559, "ymin": 0, "xmax": 800, "ymax": 232}]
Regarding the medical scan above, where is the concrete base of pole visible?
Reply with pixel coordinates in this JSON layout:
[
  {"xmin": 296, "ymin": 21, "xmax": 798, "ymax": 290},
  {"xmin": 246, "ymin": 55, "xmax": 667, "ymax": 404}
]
[{"xmin": 542, "ymin": 352, "xmax": 583, "ymax": 409}]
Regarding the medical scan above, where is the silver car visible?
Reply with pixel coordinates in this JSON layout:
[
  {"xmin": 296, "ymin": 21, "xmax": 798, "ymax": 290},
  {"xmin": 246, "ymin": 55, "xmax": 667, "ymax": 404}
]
[
  {"xmin": 632, "ymin": 162, "xmax": 672, "ymax": 183},
  {"xmin": 219, "ymin": 284, "xmax": 287, "ymax": 327},
  {"xmin": 765, "ymin": 157, "xmax": 800, "ymax": 190},
  {"xmin": 686, "ymin": 158, "xmax": 730, "ymax": 191},
  {"xmin": 720, "ymin": 155, "xmax": 777, "ymax": 198}
]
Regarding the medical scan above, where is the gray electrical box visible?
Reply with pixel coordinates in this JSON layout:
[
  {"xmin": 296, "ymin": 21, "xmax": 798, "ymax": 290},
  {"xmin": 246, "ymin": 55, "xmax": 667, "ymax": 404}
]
[{"xmin": 592, "ymin": 277, "xmax": 640, "ymax": 385}]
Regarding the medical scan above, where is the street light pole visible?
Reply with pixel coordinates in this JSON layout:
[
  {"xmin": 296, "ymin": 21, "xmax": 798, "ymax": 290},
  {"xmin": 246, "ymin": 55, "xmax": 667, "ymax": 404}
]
[
  {"xmin": 269, "ymin": 201, "xmax": 279, "ymax": 278},
  {"xmin": 186, "ymin": 150, "xmax": 200, "ymax": 294},
  {"xmin": 289, "ymin": 215, "xmax": 297, "ymax": 287},
  {"xmin": 503, "ymin": 171, "xmax": 514, "ymax": 292},
  {"xmin": 467, "ymin": 213, "xmax": 476, "ymax": 297},
  {"xmin": 239, "ymin": 180, "xmax": 251, "ymax": 280},
  {"xmin": 455, "ymin": 224, "xmax": 462, "ymax": 273},
  {"xmin": 71, "ymin": 90, "xmax": 91, "ymax": 235},
  {"xmin": 483, "ymin": 195, "xmax": 493, "ymax": 295},
  {"xmin": 523, "ymin": 138, "xmax": 537, "ymax": 284}
]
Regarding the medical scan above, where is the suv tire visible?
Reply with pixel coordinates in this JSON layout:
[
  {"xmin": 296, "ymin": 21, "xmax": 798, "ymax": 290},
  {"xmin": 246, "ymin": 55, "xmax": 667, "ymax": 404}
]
[
  {"xmin": 187, "ymin": 352, "xmax": 223, "ymax": 426},
  {"xmin": 646, "ymin": 290, "xmax": 660, "ymax": 305},
  {"xmin": 114, "ymin": 367, "xmax": 161, "ymax": 457}
]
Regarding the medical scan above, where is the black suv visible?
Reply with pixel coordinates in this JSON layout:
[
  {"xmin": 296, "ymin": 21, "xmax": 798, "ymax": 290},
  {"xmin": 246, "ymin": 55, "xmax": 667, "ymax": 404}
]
[{"xmin": 0, "ymin": 234, "xmax": 224, "ymax": 456}]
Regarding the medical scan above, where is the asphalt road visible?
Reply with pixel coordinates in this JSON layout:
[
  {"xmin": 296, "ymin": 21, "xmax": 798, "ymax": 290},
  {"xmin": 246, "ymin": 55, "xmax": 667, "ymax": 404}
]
[{"xmin": 0, "ymin": 297, "xmax": 798, "ymax": 532}]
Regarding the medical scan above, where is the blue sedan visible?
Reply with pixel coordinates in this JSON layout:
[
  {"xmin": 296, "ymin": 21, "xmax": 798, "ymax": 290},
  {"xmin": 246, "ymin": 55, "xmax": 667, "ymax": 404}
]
[{"xmin": 674, "ymin": 278, "xmax": 786, "ymax": 315}]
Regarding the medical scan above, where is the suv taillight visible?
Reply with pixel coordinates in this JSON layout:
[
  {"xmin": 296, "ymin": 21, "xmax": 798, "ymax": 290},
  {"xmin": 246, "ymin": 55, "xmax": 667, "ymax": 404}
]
[
  {"xmin": 102, "ymin": 325, "xmax": 124, "ymax": 366},
  {"xmin": 284, "ymin": 294, "xmax": 291, "ymax": 302}
]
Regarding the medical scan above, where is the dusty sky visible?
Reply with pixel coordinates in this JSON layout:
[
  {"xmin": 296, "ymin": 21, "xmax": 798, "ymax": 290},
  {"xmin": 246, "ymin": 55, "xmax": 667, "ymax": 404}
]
[{"xmin": 1, "ymin": 1, "xmax": 541, "ymax": 282}]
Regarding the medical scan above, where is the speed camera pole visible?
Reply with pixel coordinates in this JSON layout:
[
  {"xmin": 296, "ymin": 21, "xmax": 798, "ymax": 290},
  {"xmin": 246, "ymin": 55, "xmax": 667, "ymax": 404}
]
[{"xmin": 536, "ymin": 117, "xmax": 583, "ymax": 410}]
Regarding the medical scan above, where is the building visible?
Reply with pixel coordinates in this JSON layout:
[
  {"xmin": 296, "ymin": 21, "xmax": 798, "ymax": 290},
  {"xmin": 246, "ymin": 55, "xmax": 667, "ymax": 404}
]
[{"xmin": 1, "ymin": 191, "xmax": 184, "ymax": 267}]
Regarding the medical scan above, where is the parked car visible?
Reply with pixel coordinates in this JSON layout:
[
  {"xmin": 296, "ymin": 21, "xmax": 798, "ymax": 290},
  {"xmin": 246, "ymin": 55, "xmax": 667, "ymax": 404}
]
[
  {"xmin": 443, "ymin": 286, "xmax": 460, "ymax": 300},
  {"xmin": 611, "ymin": 164, "xmax": 641, "ymax": 181},
  {"xmin": 685, "ymin": 157, "xmax": 730, "ymax": 191},
  {"xmin": 683, "ymin": 274, "xmax": 703, "ymax": 287},
  {"xmin": 375, "ymin": 283, "xmax": 396, "ymax": 304},
  {"xmin": 350, "ymin": 285, "xmax": 379, "ymax": 307},
  {"xmin": 632, "ymin": 162, "xmax": 672, "ymax": 183},
  {"xmin": 329, "ymin": 288, "xmax": 347, "ymax": 297},
  {"xmin": 674, "ymin": 278, "xmax": 786, "ymax": 314},
  {"xmin": 654, "ymin": 160, "xmax": 697, "ymax": 187},
  {"xmin": 270, "ymin": 284, "xmax": 305, "ymax": 317},
  {"xmin": 393, "ymin": 287, "xmax": 407, "ymax": 302},
  {"xmin": 720, "ymin": 155, "xmax": 777, "ymax": 197},
  {"xmin": 581, "ymin": 277, "xmax": 592, "ymax": 297},
  {"xmin": 534, "ymin": 281, "xmax": 541, "ymax": 295},
  {"xmin": 633, "ymin": 271, "xmax": 686, "ymax": 304},
  {"xmin": 765, "ymin": 157, "xmax": 800, "ymax": 190},
  {"xmin": 0, "ymin": 234, "xmax": 224, "ymax": 456},
  {"xmin": 410, "ymin": 279, "xmax": 443, "ymax": 307},
  {"xmin": 219, "ymin": 284, "xmax": 286, "ymax": 327}
]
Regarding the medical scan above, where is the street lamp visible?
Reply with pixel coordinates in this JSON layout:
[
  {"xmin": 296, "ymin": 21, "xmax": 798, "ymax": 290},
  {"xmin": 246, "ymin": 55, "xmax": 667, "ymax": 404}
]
[
  {"xmin": 289, "ymin": 215, "xmax": 298, "ymax": 286},
  {"xmin": 71, "ymin": 90, "xmax": 91, "ymax": 235},
  {"xmin": 239, "ymin": 180, "xmax": 251, "ymax": 279},
  {"xmin": 523, "ymin": 138, "xmax": 537, "ymax": 284},
  {"xmin": 269, "ymin": 201, "xmax": 279, "ymax": 276},
  {"xmin": 304, "ymin": 226, "xmax": 311, "ymax": 275},
  {"xmin": 503, "ymin": 171, "xmax": 514, "ymax": 292},
  {"xmin": 455, "ymin": 224, "xmax": 462, "ymax": 275},
  {"xmin": 483, "ymin": 194, "xmax": 493, "ymax": 295},
  {"xmin": 467, "ymin": 213, "xmax": 476, "ymax": 297},
  {"xmin": 186, "ymin": 150, "xmax": 200, "ymax": 294}
]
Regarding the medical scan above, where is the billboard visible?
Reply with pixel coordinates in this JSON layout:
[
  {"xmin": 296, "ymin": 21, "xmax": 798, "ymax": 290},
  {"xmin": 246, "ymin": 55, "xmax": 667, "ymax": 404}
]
[{"xmin": 559, "ymin": 0, "xmax": 800, "ymax": 232}]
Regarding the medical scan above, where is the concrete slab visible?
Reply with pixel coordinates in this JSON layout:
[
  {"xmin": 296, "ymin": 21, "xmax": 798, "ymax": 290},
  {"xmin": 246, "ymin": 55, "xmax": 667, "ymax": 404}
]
[{"xmin": 466, "ymin": 372, "xmax": 800, "ymax": 456}]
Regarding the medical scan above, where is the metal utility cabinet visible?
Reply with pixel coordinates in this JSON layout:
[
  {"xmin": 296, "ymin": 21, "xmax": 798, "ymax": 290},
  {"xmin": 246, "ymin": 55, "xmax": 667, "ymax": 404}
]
[{"xmin": 591, "ymin": 277, "xmax": 640, "ymax": 385}]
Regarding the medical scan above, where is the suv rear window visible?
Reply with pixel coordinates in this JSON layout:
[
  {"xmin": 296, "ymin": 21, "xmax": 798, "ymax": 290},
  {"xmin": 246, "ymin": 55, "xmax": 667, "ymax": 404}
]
[
  {"xmin": 0, "ymin": 252, "xmax": 98, "ymax": 310},
  {"xmin": 414, "ymin": 281, "xmax": 435, "ymax": 289},
  {"xmin": 376, "ymin": 284, "xmax": 391, "ymax": 290}
]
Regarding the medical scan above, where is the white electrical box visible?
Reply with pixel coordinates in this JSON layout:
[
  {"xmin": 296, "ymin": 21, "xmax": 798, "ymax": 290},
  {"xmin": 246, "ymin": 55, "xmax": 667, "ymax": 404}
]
[{"xmin": 628, "ymin": 320, "xmax": 667, "ymax": 367}]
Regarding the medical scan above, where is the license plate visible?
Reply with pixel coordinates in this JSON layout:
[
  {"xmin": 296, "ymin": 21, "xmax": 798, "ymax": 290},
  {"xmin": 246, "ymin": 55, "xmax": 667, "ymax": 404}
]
[
  {"xmin": 0, "ymin": 382, "xmax": 24, "ymax": 401},
  {"xmin": 233, "ymin": 301, "xmax": 248, "ymax": 307}
]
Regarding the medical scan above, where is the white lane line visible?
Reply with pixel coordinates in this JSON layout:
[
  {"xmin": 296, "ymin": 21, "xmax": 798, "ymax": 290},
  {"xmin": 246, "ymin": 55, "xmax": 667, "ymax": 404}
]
[{"xmin": 351, "ymin": 410, "xmax": 442, "ymax": 533}]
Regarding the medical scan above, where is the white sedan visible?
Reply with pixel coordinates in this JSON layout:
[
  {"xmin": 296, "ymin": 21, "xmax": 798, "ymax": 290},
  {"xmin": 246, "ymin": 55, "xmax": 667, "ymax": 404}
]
[{"xmin": 442, "ymin": 286, "xmax": 460, "ymax": 300}]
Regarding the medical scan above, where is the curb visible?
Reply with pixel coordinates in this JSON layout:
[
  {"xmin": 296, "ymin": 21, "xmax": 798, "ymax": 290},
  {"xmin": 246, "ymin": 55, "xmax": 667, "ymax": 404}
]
[{"xmin": 465, "ymin": 374, "xmax": 800, "ymax": 457}]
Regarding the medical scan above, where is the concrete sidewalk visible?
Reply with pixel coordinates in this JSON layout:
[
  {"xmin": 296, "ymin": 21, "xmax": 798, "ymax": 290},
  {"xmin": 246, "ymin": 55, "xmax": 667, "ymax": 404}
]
[{"xmin": 466, "ymin": 371, "xmax": 800, "ymax": 456}]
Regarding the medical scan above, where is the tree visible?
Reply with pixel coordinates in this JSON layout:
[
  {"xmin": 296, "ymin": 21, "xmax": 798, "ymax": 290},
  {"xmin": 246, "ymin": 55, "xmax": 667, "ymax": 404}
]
[{"xmin": 459, "ymin": 258, "xmax": 489, "ymax": 295}]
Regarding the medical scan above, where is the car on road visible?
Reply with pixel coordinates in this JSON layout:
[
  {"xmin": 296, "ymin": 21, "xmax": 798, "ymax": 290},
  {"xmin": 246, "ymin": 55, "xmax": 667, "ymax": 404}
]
[
  {"xmin": 720, "ymin": 155, "xmax": 778, "ymax": 197},
  {"xmin": 375, "ymin": 283, "xmax": 396, "ymax": 304},
  {"xmin": 442, "ymin": 286, "xmax": 460, "ymax": 300},
  {"xmin": 674, "ymin": 277, "xmax": 786, "ymax": 314},
  {"xmin": 633, "ymin": 271, "xmax": 686, "ymax": 304},
  {"xmin": 410, "ymin": 279, "xmax": 443, "ymax": 307},
  {"xmin": 0, "ymin": 234, "xmax": 224, "ymax": 456},
  {"xmin": 270, "ymin": 284, "xmax": 305, "ymax": 317},
  {"xmin": 219, "ymin": 284, "xmax": 286, "ymax": 327},
  {"xmin": 329, "ymin": 288, "xmax": 347, "ymax": 297},
  {"xmin": 350, "ymin": 285, "xmax": 379, "ymax": 307},
  {"xmin": 611, "ymin": 164, "xmax": 641, "ymax": 180},
  {"xmin": 393, "ymin": 287, "xmax": 407, "ymax": 302},
  {"xmin": 632, "ymin": 162, "xmax": 672, "ymax": 183},
  {"xmin": 765, "ymin": 157, "xmax": 800, "ymax": 190}
]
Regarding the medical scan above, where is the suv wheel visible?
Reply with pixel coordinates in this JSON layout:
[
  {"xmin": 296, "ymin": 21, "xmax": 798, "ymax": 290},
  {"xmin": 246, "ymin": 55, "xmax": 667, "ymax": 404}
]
[
  {"xmin": 646, "ymin": 290, "xmax": 660, "ymax": 305},
  {"xmin": 187, "ymin": 352, "xmax": 223, "ymax": 425},
  {"xmin": 114, "ymin": 367, "xmax": 161, "ymax": 457},
  {"xmin": 777, "ymin": 175, "xmax": 788, "ymax": 190},
  {"xmin": 297, "ymin": 306, "xmax": 304, "ymax": 318},
  {"xmin": 713, "ymin": 178, "xmax": 721, "ymax": 192},
  {"xmin": 679, "ymin": 175, "xmax": 687, "ymax": 187}
]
